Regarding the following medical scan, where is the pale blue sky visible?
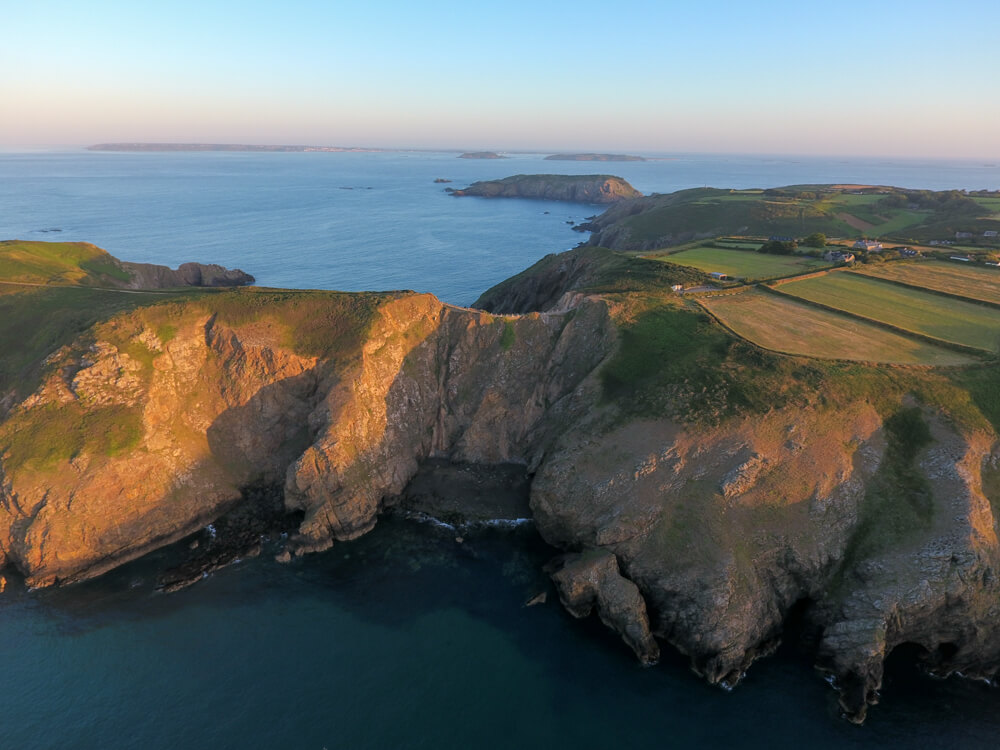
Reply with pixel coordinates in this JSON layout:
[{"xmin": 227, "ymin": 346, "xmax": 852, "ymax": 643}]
[{"xmin": 3, "ymin": 0, "xmax": 999, "ymax": 157}]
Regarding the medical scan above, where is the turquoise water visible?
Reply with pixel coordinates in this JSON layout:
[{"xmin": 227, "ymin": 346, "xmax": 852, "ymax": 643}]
[{"xmin": 2, "ymin": 150, "xmax": 1000, "ymax": 747}]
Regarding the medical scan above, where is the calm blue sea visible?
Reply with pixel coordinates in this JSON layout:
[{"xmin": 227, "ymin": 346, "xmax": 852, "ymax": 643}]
[
  {"xmin": 2, "ymin": 150, "xmax": 999, "ymax": 304},
  {"xmin": 2, "ymin": 149, "xmax": 1000, "ymax": 749}
]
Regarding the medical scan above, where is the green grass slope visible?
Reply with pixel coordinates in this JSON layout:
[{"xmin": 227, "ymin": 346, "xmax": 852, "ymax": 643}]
[{"xmin": 0, "ymin": 240, "xmax": 132, "ymax": 286}]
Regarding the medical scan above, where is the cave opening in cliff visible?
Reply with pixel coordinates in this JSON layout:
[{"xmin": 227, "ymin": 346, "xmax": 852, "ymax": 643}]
[
  {"xmin": 780, "ymin": 596, "xmax": 822, "ymax": 655},
  {"xmin": 389, "ymin": 458, "xmax": 534, "ymax": 527}
]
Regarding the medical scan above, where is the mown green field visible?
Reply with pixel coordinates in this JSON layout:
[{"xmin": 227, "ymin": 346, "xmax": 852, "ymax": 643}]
[
  {"xmin": 778, "ymin": 273, "xmax": 1000, "ymax": 353},
  {"xmin": 854, "ymin": 261, "xmax": 1000, "ymax": 305},
  {"xmin": 658, "ymin": 247, "xmax": 829, "ymax": 280},
  {"xmin": 699, "ymin": 289, "xmax": 974, "ymax": 366}
]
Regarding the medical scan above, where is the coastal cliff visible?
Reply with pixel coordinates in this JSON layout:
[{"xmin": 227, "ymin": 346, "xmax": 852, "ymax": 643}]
[
  {"xmin": 447, "ymin": 174, "xmax": 641, "ymax": 204},
  {"xmin": 0, "ymin": 286, "xmax": 612, "ymax": 585},
  {"xmin": 2, "ymin": 241, "xmax": 1000, "ymax": 723}
]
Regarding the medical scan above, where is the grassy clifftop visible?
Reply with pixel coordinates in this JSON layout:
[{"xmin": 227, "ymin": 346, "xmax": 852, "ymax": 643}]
[
  {"xmin": 0, "ymin": 242, "xmax": 393, "ymax": 406},
  {"xmin": 0, "ymin": 240, "xmax": 133, "ymax": 286}
]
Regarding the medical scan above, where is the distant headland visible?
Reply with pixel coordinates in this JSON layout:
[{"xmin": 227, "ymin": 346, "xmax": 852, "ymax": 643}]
[
  {"xmin": 446, "ymin": 174, "xmax": 642, "ymax": 204},
  {"xmin": 544, "ymin": 153, "xmax": 646, "ymax": 162},
  {"xmin": 458, "ymin": 151, "xmax": 506, "ymax": 159},
  {"xmin": 87, "ymin": 143, "xmax": 384, "ymax": 152}
]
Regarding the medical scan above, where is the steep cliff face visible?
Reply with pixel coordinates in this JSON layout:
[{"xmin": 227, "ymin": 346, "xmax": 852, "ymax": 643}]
[
  {"xmin": 531, "ymin": 402, "xmax": 1000, "ymax": 721},
  {"xmin": 0, "ymin": 292, "xmax": 613, "ymax": 585},
  {"xmin": 284, "ymin": 294, "xmax": 614, "ymax": 552},
  {"xmin": 0, "ymin": 311, "xmax": 319, "ymax": 584}
]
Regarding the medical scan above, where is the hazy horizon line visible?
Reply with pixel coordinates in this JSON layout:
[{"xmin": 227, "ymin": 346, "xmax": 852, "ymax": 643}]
[{"xmin": 2, "ymin": 143, "xmax": 999, "ymax": 164}]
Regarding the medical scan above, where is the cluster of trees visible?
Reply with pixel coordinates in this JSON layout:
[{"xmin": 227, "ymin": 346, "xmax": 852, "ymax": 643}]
[
  {"xmin": 758, "ymin": 239, "xmax": 797, "ymax": 255},
  {"xmin": 762, "ymin": 188, "xmax": 820, "ymax": 200},
  {"xmin": 757, "ymin": 233, "xmax": 826, "ymax": 255},
  {"xmin": 878, "ymin": 190, "xmax": 985, "ymax": 216}
]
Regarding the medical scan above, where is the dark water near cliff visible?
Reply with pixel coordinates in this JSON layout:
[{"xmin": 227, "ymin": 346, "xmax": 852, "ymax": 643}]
[
  {"xmin": 2, "ymin": 520, "xmax": 999, "ymax": 750},
  {"xmin": 0, "ymin": 519, "xmax": 1000, "ymax": 750},
  {"xmin": 2, "ymin": 150, "xmax": 1000, "ymax": 748}
]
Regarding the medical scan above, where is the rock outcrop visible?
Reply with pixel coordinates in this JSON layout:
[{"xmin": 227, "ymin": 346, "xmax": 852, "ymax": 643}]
[
  {"xmin": 448, "ymin": 174, "xmax": 641, "ymax": 204},
  {"xmin": 551, "ymin": 549, "xmax": 660, "ymax": 664},
  {"xmin": 121, "ymin": 261, "xmax": 254, "ymax": 288}
]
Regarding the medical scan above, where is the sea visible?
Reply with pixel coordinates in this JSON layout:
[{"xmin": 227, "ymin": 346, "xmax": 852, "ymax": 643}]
[{"xmin": 2, "ymin": 149, "xmax": 1000, "ymax": 749}]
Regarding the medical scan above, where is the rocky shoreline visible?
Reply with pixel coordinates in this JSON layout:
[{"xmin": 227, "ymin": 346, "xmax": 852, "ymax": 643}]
[{"xmin": 2, "ymin": 241, "xmax": 999, "ymax": 723}]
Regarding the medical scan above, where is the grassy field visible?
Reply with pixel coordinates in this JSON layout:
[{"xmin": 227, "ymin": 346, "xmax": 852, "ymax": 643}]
[
  {"xmin": 0, "ymin": 240, "xmax": 131, "ymax": 286},
  {"xmin": 699, "ymin": 290, "xmax": 974, "ymax": 365},
  {"xmin": 658, "ymin": 246, "xmax": 829, "ymax": 280},
  {"xmin": 854, "ymin": 261, "xmax": 1000, "ymax": 305},
  {"xmin": 778, "ymin": 273, "xmax": 1000, "ymax": 353}
]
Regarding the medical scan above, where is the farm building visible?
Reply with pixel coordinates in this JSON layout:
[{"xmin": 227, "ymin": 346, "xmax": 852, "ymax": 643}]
[
  {"xmin": 853, "ymin": 240, "xmax": 883, "ymax": 252},
  {"xmin": 985, "ymin": 230, "xmax": 998, "ymax": 238},
  {"xmin": 956, "ymin": 231, "xmax": 975, "ymax": 239},
  {"xmin": 709, "ymin": 272, "xmax": 729, "ymax": 281},
  {"xmin": 824, "ymin": 249, "xmax": 856, "ymax": 264}
]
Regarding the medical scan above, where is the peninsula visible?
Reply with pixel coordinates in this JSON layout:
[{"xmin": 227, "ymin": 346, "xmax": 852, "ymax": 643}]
[
  {"xmin": 447, "ymin": 174, "xmax": 642, "ymax": 204},
  {"xmin": 2, "ymin": 193, "xmax": 1000, "ymax": 724},
  {"xmin": 458, "ymin": 151, "xmax": 506, "ymax": 159}
]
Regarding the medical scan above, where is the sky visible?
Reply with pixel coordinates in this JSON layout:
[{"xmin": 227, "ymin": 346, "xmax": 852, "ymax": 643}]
[{"xmin": 2, "ymin": 0, "xmax": 999, "ymax": 158}]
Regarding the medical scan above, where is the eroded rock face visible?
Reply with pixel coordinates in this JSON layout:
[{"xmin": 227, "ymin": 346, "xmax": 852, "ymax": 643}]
[
  {"xmin": 551, "ymin": 549, "xmax": 660, "ymax": 664},
  {"xmin": 283, "ymin": 294, "xmax": 614, "ymax": 552},
  {"xmin": 814, "ymin": 425, "xmax": 1000, "ymax": 722},
  {"xmin": 532, "ymin": 403, "xmax": 1000, "ymax": 719},
  {"xmin": 0, "ymin": 293, "xmax": 613, "ymax": 585},
  {"xmin": 2, "ymin": 278, "xmax": 1000, "ymax": 724},
  {"xmin": 0, "ymin": 314, "xmax": 318, "ymax": 585},
  {"xmin": 121, "ymin": 261, "xmax": 254, "ymax": 288}
]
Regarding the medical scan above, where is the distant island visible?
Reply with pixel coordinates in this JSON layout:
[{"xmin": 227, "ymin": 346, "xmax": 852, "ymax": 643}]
[
  {"xmin": 447, "ymin": 174, "xmax": 642, "ymax": 204},
  {"xmin": 87, "ymin": 143, "xmax": 383, "ymax": 152},
  {"xmin": 544, "ymin": 153, "xmax": 646, "ymax": 162},
  {"xmin": 458, "ymin": 151, "xmax": 506, "ymax": 159}
]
